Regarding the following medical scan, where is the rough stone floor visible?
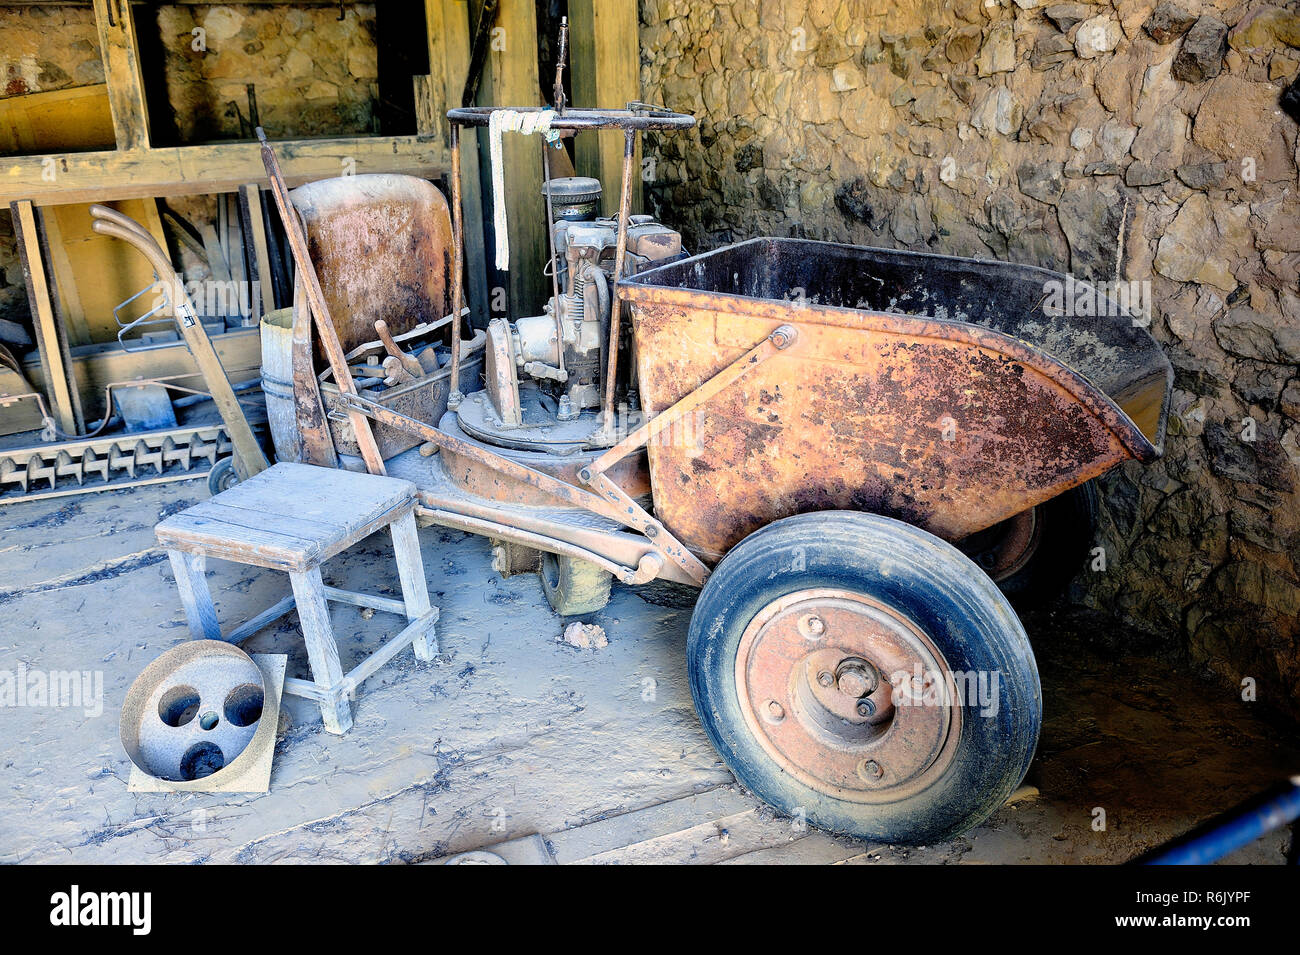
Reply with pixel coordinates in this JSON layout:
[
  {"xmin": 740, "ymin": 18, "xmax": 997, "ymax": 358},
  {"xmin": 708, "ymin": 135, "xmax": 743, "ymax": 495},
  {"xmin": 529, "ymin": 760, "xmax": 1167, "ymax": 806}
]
[{"xmin": 0, "ymin": 479, "xmax": 1295, "ymax": 864}]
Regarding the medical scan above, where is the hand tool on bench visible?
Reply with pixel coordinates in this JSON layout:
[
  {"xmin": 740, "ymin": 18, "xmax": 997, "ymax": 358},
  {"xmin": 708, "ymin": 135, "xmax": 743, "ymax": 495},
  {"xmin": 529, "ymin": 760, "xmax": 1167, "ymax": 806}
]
[
  {"xmin": 382, "ymin": 356, "xmax": 417, "ymax": 388},
  {"xmin": 375, "ymin": 319, "xmax": 423, "ymax": 379}
]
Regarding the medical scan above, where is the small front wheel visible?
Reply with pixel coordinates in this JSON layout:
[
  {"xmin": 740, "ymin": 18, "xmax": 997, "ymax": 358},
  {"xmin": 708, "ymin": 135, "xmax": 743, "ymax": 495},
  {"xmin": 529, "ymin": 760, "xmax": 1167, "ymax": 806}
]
[
  {"xmin": 688, "ymin": 511, "xmax": 1040, "ymax": 845},
  {"xmin": 539, "ymin": 552, "xmax": 611, "ymax": 616},
  {"xmin": 960, "ymin": 482, "xmax": 1099, "ymax": 605},
  {"xmin": 207, "ymin": 457, "xmax": 239, "ymax": 495}
]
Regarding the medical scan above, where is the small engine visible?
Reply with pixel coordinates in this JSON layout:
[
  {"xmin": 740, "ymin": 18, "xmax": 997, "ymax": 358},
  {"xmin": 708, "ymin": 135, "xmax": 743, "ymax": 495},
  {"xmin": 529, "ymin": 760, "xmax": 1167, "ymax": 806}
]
[{"xmin": 475, "ymin": 177, "xmax": 683, "ymax": 441}]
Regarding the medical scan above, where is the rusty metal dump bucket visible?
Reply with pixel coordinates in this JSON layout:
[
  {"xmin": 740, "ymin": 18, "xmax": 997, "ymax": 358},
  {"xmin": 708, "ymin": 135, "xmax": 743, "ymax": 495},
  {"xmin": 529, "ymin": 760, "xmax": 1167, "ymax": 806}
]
[{"xmin": 619, "ymin": 237, "xmax": 1172, "ymax": 561}]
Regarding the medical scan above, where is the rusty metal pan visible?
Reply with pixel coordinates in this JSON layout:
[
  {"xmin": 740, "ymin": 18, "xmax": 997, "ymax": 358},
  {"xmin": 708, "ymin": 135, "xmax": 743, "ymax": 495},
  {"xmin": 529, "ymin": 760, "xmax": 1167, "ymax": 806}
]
[{"xmin": 618, "ymin": 237, "xmax": 1173, "ymax": 560}]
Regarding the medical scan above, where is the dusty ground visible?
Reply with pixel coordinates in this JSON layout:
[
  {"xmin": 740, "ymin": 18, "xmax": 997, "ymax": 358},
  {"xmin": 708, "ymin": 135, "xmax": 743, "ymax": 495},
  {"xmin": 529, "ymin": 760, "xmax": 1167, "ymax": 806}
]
[{"xmin": 0, "ymin": 479, "xmax": 1295, "ymax": 864}]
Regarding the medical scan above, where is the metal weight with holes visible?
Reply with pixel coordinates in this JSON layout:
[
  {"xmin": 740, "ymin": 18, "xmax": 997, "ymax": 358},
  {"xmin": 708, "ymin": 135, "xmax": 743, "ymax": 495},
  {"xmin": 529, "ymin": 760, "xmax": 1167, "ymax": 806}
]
[{"xmin": 121, "ymin": 640, "xmax": 269, "ymax": 784}]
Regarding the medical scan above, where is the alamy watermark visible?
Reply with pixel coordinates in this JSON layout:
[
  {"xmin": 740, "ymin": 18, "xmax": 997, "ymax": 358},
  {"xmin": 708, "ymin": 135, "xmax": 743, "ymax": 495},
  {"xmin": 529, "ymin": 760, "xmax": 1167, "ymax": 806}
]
[
  {"xmin": 0, "ymin": 665, "xmax": 104, "ymax": 718},
  {"xmin": 148, "ymin": 276, "xmax": 261, "ymax": 321},
  {"xmin": 1041, "ymin": 276, "xmax": 1152, "ymax": 327},
  {"xmin": 890, "ymin": 665, "xmax": 1001, "ymax": 717}
]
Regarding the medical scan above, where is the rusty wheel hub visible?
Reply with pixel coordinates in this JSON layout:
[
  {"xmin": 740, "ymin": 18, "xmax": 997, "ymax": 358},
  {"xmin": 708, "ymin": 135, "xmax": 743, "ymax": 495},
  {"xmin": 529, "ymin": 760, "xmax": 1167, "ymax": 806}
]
[
  {"xmin": 971, "ymin": 508, "xmax": 1041, "ymax": 582},
  {"xmin": 735, "ymin": 588, "xmax": 960, "ymax": 803}
]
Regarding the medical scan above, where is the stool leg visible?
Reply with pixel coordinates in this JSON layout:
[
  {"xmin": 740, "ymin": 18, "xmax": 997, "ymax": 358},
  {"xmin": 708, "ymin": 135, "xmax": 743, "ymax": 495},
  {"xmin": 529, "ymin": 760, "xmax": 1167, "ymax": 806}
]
[
  {"xmin": 168, "ymin": 550, "xmax": 221, "ymax": 641},
  {"xmin": 390, "ymin": 510, "xmax": 437, "ymax": 662},
  {"xmin": 290, "ymin": 566, "xmax": 352, "ymax": 734}
]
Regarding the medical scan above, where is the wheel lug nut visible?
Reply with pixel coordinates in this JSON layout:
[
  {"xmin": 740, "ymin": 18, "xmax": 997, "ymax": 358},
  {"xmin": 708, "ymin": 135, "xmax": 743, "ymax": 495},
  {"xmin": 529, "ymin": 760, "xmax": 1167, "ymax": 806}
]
[
  {"xmin": 817, "ymin": 670, "xmax": 834, "ymax": 687},
  {"xmin": 800, "ymin": 614, "xmax": 826, "ymax": 639},
  {"xmin": 856, "ymin": 698, "xmax": 875, "ymax": 717},
  {"xmin": 858, "ymin": 759, "xmax": 884, "ymax": 782},
  {"xmin": 765, "ymin": 700, "xmax": 785, "ymax": 723}
]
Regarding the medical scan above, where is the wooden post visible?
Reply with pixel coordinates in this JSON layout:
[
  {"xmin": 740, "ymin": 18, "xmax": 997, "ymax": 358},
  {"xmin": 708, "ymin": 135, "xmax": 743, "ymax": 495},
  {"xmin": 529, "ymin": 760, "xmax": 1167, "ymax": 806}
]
[
  {"xmin": 92, "ymin": 0, "xmax": 151, "ymax": 152},
  {"xmin": 390, "ymin": 510, "xmax": 437, "ymax": 661},
  {"xmin": 167, "ymin": 550, "xmax": 222, "ymax": 641},
  {"xmin": 569, "ymin": 0, "xmax": 643, "ymax": 217},
  {"xmin": 11, "ymin": 200, "xmax": 82, "ymax": 434},
  {"xmin": 423, "ymin": 0, "xmax": 489, "ymax": 327},
  {"xmin": 470, "ymin": 0, "xmax": 547, "ymax": 318},
  {"xmin": 289, "ymin": 566, "xmax": 352, "ymax": 734}
]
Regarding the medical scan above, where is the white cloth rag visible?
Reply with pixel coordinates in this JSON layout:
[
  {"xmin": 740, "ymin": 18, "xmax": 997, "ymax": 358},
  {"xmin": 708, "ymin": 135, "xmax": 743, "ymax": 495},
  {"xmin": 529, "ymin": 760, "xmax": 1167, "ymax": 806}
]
[{"xmin": 488, "ymin": 109, "xmax": 560, "ymax": 271}]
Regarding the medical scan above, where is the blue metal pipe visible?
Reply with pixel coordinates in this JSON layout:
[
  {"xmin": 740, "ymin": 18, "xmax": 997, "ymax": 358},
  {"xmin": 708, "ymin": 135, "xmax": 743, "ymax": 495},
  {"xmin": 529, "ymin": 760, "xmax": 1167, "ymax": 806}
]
[{"xmin": 1142, "ymin": 777, "xmax": 1300, "ymax": 865}]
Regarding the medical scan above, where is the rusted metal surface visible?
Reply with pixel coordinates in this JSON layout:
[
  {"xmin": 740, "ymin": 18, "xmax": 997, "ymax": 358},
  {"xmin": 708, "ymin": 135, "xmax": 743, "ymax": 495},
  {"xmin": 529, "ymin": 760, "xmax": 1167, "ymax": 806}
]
[
  {"xmin": 258, "ymin": 132, "xmax": 386, "ymax": 475},
  {"xmin": 345, "ymin": 392, "xmax": 708, "ymax": 582},
  {"xmin": 288, "ymin": 174, "xmax": 455, "ymax": 362},
  {"xmin": 580, "ymin": 468, "xmax": 709, "ymax": 583},
  {"xmin": 962, "ymin": 508, "xmax": 1041, "ymax": 582},
  {"xmin": 735, "ymin": 589, "xmax": 960, "ymax": 802},
  {"xmin": 438, "ymin": 416, "xmax": 651, "ymax": 504},
  {"xmin": 344, "ymin": 392, "xmax": 625, "ymax": 517},
  {"xmin": 620, "ymin": 237, "xmax": 1173, "ymax": 561},
  {"xmin": 588, "ymin": 324, "xmax": 795, "ymax": 475}
]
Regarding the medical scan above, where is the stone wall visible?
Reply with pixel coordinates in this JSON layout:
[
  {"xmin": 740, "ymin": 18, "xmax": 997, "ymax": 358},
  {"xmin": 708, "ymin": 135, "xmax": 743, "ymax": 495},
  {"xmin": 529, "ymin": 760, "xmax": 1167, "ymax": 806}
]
[
  {"xmin": 150, "ymin": 4, "xmax": 378, "ymax": 143},
  {"xmin": 638, "ymin": 0, "xmax": 1300, "ymax": 717}
]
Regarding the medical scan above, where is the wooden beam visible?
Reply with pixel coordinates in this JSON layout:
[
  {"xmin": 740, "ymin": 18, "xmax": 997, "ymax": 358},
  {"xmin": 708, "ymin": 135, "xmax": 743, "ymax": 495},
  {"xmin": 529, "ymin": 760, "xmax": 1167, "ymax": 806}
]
[
  {"xmin": 238, "ymin": 184, "xmax": 276, "ymax": 319},
  {"xmin": 11, "ymin": 200, "xmax": 83, "ymax": 434},
  {"xmin": 1, "ymin": 135, "xmax": 449, "ymax": 207},
  {"xmin": 93, "ymin": 0, "xmax": 151, "ymax": 152},
  {"xmin": 423, "ymin": 0, "xmax": 489, "ymax": 326},
  {"xmin": 471, "ymin": 0, "xmax": 547, "ymax": 318},
  {"xmin": 569, "ymin": 0, "xmax": 642, "ymax": 218}
]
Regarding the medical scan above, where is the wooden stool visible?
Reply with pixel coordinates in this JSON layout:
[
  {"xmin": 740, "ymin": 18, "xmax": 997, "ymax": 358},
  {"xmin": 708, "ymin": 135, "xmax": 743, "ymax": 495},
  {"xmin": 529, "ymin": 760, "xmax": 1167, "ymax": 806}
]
[{"xmin": 155, "ymin": 462, "xmax": 437, "ymax": 734}]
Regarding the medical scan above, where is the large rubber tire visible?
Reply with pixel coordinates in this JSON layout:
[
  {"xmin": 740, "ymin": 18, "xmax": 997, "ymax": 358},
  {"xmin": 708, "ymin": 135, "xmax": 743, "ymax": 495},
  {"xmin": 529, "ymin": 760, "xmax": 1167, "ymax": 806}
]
[
  {"xmin": 960, "ymin": 482, "xmax": 1099, "ymax": 605},
  {"xmin": 539, "ymin": 552, "xmax": 612, "ymax": 616},
  {"xmin": 688, "ymin": 511, "xmax": 1040, "ymax": 845}
]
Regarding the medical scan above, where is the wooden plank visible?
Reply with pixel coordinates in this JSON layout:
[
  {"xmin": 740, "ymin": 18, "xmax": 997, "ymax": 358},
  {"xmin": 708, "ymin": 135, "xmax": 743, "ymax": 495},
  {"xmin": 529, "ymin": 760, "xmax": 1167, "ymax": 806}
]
[
  {"xmin": 200, "ymin": 222, "xmax": 232, "ymax": 286},
  {"xmin": 238, "ymin": 184, "xmax": 277, "ymax": 318},
  {"xmin": 225, "ymin": 594, "xmax": 296, "ymax": 645},
  {"xmin": 424, "ymin": 0, "xmax": 489, "ymax": 326},
  {"xmin": 569, "ymin": 0, "xmax": 642, "ymax": 217},
  {"xmin": 2, "ymin": 135, "xmax": 449, "ymax": 207},
  {"xmin": 154, "ymin": 463, "xmax": 416, "ymax": 569},
  {"xmin": 223, "ymin": 193, "xmax": 249, "ymax": 298},
  {"xmin": 470, "ymin": 0, "xmax": 547, "ymax": 317},
  {"xmin": 10, "ymin": 200, "xmax": 81, "ymax": 433},
  {"xmin": 0, "ymin": 85, "xmax": 115, "ymax": 155},
  {"xmin": 322, "ymin": 586, "xmax": 407, "ymax": 617},
  {"xmin": 35, "ymin": 207, "xmax": 91, "ymax": 347},
  {"xmin": 344, "ymin": 608, "xmax": 439, "ymax": 684},
  {"xmin": 93, "ymin": 0, "xmax": 151, "ymax": 152},
  {"xmin": 258, "ymin": 136, "xmax": 389, "ymax": 475}
]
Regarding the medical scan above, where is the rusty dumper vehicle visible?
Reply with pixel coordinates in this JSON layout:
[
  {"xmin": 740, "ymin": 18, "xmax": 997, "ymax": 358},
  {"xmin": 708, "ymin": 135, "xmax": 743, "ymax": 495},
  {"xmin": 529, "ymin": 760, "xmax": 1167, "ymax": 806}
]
[{"xmin": 258, "ymin": 102, "xmax": 1172, "ymax": 844}]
